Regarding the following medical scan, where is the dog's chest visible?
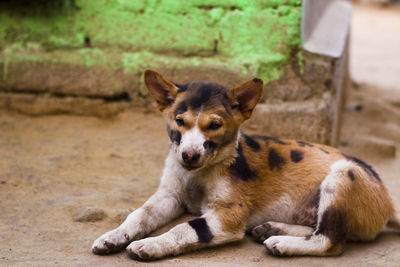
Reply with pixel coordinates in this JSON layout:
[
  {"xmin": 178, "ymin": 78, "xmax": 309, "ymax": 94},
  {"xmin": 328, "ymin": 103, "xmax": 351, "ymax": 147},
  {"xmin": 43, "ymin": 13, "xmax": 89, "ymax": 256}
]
[
  {"xmin": 180, "ymin": 172, "xmax": 230, "ymax": 215},
  {"xmin": 182, "ymin": 178, "xmax": 206, "ymax": 215}
]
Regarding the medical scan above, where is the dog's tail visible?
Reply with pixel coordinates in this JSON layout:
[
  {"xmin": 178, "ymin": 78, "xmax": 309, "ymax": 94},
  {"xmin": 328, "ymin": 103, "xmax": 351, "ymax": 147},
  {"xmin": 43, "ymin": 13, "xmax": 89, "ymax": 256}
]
[{"xmin": 387, "ymin": 211, "xmax": 400, "ymax": 231}]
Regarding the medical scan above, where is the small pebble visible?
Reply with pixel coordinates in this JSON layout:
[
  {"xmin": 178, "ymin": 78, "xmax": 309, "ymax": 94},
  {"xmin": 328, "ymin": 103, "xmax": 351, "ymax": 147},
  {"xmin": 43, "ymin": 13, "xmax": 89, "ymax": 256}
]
[{"xmin": 252, "ymin": 257, "xmax": 262, "ymax": 262}]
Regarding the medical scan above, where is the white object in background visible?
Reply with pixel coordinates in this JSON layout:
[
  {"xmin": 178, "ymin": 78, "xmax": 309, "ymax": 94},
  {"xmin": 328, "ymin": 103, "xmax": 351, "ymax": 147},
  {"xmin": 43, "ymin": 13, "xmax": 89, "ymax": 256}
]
[{"xmin": 302, "ymin": 0, "xmax": 352, "ymax": 58}]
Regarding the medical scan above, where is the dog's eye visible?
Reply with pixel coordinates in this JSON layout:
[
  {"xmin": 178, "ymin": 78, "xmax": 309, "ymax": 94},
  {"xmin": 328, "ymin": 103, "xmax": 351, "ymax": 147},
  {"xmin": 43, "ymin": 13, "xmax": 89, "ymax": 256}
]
[
  {"xmin": 175, "ymin": 118, "xmax": 185, "ymax": 126},
  {"xmin": 208, "ymin": 122, "xmax": 222, "ymax": 130}
]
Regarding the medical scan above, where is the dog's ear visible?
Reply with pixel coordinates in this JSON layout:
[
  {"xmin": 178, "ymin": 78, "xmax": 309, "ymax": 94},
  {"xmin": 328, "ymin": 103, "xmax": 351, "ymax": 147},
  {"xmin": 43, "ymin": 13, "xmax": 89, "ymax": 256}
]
[
  {"xmin": 231, "ymin": 78, "xmax": 263, "ymax": 120},
  {"xmin": 144, "ymin": 69, "xmax": 179, "ymax": 111}
]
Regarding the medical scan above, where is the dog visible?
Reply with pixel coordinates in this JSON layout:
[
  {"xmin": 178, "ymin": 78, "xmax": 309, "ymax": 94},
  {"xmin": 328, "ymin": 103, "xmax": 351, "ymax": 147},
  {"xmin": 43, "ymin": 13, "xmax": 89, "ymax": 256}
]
[{"xmin": 92, "ymin": 69, "xmax": 400, "ymax": 260}]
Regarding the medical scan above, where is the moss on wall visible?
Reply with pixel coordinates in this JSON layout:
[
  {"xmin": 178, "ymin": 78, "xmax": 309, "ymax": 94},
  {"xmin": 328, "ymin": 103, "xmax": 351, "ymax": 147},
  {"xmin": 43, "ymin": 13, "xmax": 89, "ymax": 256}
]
[{"xmin": 0, "ymin": 0, "xmax": 301, "ymax": 84}]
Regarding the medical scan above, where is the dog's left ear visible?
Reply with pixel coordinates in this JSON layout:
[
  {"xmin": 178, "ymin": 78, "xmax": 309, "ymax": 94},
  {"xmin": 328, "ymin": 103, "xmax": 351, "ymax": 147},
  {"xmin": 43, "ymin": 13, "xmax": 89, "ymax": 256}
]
[
  {"xmin": 231, "ymin": 78, "xmax": 263, "ymax": 120},
  {"xmin": 144, "ymin": 69, "xmax": 179, "ymax": 111}
]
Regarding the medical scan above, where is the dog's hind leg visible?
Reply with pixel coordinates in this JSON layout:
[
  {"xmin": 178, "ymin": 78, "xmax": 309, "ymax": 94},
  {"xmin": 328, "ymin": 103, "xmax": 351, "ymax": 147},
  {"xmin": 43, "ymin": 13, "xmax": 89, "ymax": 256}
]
[
  {"xmin": 264, "ymin": 160, "xmax": 351, "ymax": 256},
  {"xmin": 264, "ymin": 159, "xmax": 394, "ymax": 256}
]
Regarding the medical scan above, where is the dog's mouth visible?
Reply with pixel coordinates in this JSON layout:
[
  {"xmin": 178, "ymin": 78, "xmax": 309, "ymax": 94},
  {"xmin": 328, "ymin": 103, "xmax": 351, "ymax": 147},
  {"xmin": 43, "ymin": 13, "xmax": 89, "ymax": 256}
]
[{"xmin": 180, "ymin": 161, "xmax": 204, "ymax": 171}]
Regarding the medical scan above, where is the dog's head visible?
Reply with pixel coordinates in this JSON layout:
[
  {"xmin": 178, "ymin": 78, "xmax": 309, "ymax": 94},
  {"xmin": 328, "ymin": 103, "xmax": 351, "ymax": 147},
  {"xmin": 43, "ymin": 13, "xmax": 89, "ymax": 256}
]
[{"xmin": 144, "ymin": 69, "xmax": 263, "ymax": 171}]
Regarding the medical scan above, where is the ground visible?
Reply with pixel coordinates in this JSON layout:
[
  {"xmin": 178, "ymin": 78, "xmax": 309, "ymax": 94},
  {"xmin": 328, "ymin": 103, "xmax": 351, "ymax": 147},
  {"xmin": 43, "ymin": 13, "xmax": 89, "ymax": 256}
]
[{"xmin": 1, "ymin": 4, "xmax": 400, "ymax": 267}]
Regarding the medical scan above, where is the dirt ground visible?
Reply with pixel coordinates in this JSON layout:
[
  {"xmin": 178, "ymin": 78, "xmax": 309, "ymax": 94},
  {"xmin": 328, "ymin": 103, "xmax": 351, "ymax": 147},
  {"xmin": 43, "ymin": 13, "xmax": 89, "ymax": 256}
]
[{"xmin": 1, "ymin": 4, "xmax": 400, "ymax": 267}]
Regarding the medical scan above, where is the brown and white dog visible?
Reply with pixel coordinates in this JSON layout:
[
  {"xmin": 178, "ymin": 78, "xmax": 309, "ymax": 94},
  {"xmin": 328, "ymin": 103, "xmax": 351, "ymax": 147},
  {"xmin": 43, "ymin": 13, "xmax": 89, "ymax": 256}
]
[{"xmin": 92, "ymin": 69, "xmax": 400, "ymax": 260}]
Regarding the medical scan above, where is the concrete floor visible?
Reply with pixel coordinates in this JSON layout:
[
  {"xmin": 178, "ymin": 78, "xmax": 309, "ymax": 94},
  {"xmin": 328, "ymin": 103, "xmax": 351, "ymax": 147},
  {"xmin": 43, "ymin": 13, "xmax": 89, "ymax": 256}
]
[
  {"xmin": 0, "ymin": 4, "xmax": 400, "ymax": 267},
  {"xmin": 350, "ymin": 4, "xmax": 400, "ymax": 92}
]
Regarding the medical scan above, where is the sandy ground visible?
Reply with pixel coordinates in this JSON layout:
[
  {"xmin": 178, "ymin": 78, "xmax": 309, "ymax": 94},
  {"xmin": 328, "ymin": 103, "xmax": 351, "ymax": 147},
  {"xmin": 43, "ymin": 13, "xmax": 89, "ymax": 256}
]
[{"xmin": 1, "ymin": 4, "xmax": 400, "ymax": 267}]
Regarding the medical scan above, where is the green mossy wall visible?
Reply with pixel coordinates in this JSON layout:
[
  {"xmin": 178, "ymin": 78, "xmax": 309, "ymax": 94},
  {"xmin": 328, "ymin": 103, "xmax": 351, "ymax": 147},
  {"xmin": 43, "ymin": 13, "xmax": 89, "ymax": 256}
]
[{"xmin": 0, "ymin": 0, "xmax": 301, "ymax": 84}]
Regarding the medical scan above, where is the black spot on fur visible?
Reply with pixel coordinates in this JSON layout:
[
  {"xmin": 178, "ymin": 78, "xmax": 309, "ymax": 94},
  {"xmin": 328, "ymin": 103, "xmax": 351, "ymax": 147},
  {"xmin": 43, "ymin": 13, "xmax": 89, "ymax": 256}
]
[
  {"xmin": 243, "ymin": 134, "xmax": 261, "ymax": 152},
  {"xmin": 268, "ymin": 148, "xmax": 286, "ymax": 171},
  {"xmin": 229, "ymin": 143, "xmax": 257, "ymax": 181},
  {"xmin": 184, "ymin": 82, "xmax": 231, "ymax": 112},
  {"xmin": 174, "ymin": 83, "xmax": 188, "ymax": 93},
  {"xmin": 186, "ymin": 84, "xmax": 211, "ymax": 109},
  {"xmin": 190, "ymin": 86, "xmax": 212, "ymax": 110},
  {"xmin": 315, "ymin": 207, "xmax": 347, "ymax": 244},
  {"xmin": 203, "ymin": 140, "xmax": 218, "ymax": 153},
  {"xmin": 174, "ymin": 101, "xmax": 187, "ymax": 117},
  {"xmin": 290, "ymin": 149, "xmax": 304, "ymax": 163},
  {"xmin": 343, "ymin": 154, "xmax": 381, "ymax": 182},
  {"xmin": 252, "ymin": 77, "xmax": 263, "ymax": 83},
  {"xmin": 167, "ymin": 125, "xmax": 181, "ymax": 145},
  {"xmin": 253, "ymin": 135, "xmax": 289, "ymax": 145},
  {"xmin": 348, "ymin": 170, "xmax": 355, "ymax": 181},
  {"xmin": 319, "ymin": 148, "xmax": 329, "ymax": 154},
  {"xmin": 188, "ymin": 218, "xmax": 213, "ymax": 243},
  {"xmin": 297, "ymin": 141, "xmax": 314, "ymax": 147}
]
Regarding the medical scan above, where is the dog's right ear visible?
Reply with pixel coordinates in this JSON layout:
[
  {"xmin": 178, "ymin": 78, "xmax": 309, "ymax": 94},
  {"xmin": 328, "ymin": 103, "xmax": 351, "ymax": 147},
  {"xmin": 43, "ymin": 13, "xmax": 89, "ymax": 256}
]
[
  {"xmin": 231, "ymin": 77, "xmax": 263, "ymax": 120},
  {"xmin": 144, "ymin": 69, "xmax": 179, "ymax": 111}
]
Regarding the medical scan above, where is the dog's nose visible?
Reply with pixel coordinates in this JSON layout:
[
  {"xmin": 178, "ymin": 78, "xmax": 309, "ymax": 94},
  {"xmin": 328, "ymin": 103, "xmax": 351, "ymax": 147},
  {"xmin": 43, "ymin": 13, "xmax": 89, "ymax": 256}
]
[{"xmin": 182, "ymin": 150, "xmax": 200, "ymax": 164}]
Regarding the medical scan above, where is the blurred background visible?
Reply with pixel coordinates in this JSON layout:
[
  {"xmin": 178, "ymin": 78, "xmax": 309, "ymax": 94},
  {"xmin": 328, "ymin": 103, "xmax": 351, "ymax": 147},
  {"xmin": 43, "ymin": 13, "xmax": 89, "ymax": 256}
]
[{"xmin": 0, "ymin": 0, "xmax": 399, "ymax": 265}]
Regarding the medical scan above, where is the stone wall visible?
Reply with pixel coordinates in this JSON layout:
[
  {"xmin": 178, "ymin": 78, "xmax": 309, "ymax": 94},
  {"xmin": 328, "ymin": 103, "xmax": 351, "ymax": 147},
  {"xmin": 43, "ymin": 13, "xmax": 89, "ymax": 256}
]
[{"xmin": 0, "ymin": 0, "xmax": 348, "ymax": 145}]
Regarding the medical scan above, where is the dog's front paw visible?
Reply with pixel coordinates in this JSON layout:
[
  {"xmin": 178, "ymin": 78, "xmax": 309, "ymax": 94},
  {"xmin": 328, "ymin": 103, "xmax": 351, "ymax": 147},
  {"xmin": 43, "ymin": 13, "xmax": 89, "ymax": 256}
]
[
  {"xmin": 92, "ymin": 228, "xmax": 131, "ymax": 255},
  {"xmin": 263, "ymin": 236, "xmax": 288, "ymax": 256},
  {"xmin": 126, "ymin": 239, "xmax": 165, "ymax": 261}
]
